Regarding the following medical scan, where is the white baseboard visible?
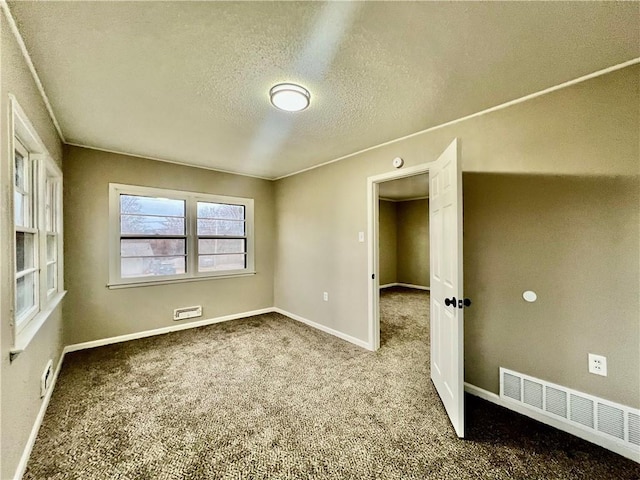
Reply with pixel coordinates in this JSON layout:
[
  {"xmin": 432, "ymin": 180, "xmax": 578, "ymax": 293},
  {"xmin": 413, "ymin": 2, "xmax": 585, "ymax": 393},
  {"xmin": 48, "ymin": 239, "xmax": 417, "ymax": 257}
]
[
  {"xmin": 14, "ymin": 352, "xmax": 66, "ymax": 480},
  {"xmin": 396, "ymin": 283, "xmax": 430, "ymax": 291},
  {"xmin": 63, "ymin": 307, "xmax": 372, "ymax": 356},
  {"xmin": 63, "ymin": 308, "xmax": 274, "ymax": 353},
  {"xmin": 464, "ymin": 382, "xmax": 640, "ymax": 463},
  {"xmin": 15, "ymin": 307, "xmax": 275, "ymax": 479},
  {"xmin": 15, "ymin": 306, "xmax": 367, "ymax": 479},
  {"xmin": 273, "ymin": 308, "xmax": 372, "ymax": 350},
  {"xmin": 379, "ymin": 282, "xmax": 430, "ymax": 291}
]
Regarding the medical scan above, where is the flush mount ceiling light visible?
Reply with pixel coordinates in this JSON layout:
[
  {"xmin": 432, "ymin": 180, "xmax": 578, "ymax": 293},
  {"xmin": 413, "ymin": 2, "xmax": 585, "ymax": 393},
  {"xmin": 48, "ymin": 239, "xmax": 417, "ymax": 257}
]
[{"xmin": 269, "ymin": 83, "xmax": 310, "ymax": 112}]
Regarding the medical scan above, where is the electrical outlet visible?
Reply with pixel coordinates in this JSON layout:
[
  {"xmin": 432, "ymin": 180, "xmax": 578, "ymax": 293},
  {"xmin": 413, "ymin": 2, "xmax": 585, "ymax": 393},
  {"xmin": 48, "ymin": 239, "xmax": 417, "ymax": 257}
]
[
  {"xmin": 323, "ymin": 292, "xmax": 329, "ymax": 302},
  {"xmin": 588, "ymin": 353, "xmax": 607, "ymax": 377}
]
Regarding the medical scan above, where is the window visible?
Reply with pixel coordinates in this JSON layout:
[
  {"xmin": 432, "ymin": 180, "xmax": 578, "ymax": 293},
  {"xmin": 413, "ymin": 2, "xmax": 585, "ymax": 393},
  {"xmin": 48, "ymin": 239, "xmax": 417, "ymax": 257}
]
[
  {"xmin": 109, "ymin": 184, "xmax": 254, "ymax": 287},
  {"xmin": 14, "ymin": 139, "xmax": 38, "ymax": 330},
  {"xmin": 10, "ymin": 95, "xmax": 65, "ymax": 353},
  {"xmin": 44, "ymin": 171, "xmax": 61, "ymax": 297}
]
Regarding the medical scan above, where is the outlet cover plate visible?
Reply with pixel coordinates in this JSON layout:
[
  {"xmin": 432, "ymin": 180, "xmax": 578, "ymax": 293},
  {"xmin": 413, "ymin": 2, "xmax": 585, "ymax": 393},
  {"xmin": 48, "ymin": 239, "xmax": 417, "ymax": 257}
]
[{"xmin": 588, "ymin": 353, "xmax": 607, "ymax": 376}]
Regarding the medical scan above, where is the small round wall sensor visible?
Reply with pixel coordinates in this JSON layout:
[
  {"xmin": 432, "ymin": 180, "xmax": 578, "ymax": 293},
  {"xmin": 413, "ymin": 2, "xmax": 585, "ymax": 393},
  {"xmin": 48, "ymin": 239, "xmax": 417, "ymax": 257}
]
[{"xmin": 392, "ymin": 157, "xmax": 404, "ymax": 168}]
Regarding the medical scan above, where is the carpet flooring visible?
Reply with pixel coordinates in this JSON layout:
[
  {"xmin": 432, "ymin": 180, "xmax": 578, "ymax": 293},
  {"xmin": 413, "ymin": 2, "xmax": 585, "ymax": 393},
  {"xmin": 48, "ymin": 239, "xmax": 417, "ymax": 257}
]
[{"xmin": 24, "ymin": 287, "xmax": 640, "ymax": 479}]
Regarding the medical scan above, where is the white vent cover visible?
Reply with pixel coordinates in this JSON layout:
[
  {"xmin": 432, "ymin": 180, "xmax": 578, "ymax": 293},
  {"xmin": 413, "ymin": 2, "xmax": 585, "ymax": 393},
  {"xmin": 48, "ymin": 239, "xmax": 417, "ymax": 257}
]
[
  {"xmin": 629, "ymin": 413, "xmax": 640, "ymax": 446},
  {"xmin": 570, "ymin": 394, "xmax": 594, "ymax": 429},
  {"xmin": 500, "ymin": 368, "xmax": 640, "ymax": 459},
  {"xmin": 173, "ymin": 305, "xmax": 202, "ymax": 321},
  {"xmin": 523, "ymin": 379, "xmax": 543, "ymax": 410}
]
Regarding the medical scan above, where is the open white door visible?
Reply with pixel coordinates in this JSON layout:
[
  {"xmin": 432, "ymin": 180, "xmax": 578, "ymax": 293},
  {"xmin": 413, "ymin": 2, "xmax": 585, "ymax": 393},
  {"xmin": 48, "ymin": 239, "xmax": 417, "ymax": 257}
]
[{"xmin": 429, "ymin": 138, "xmax": 465, "ymax": 437}]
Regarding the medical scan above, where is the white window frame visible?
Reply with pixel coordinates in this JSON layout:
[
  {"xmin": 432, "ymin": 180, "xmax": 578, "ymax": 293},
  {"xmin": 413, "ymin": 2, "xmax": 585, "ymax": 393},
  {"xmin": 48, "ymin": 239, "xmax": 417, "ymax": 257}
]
[
  {"xmin": 108, "ymin": 183, "xmax": 255, "ymax": 288},
  {"xmin": 44, "ymin": 164, "xmax": 62, "ymax": 300},
  {"xmin": 9, "ymin": 95, "xmax": 65, "ymax": 356},
  {"xmin": 14, "ymin": 138, "xmax": 39, "ymax": 331}
]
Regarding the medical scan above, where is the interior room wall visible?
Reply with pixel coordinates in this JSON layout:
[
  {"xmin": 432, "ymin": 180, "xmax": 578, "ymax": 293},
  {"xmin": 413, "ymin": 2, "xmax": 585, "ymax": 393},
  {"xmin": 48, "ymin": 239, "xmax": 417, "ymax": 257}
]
[
  {"xmin": 63, "ymin": 146, "xmax": 276, "ymax": 346},
  {"xmin": 274, "ymin": 64, "xmax": 640, "ymax": 408},
  {"xmin": 463, "ymin": 173, "xmax": 639, "ymax": 406},
  {"xmin": 396, "ymin": 199, "xmax": 429, "ymax": 288},
  {"xmin": 378, "ymin": 200, "xmax": 397, "ymax": 286},
  {"xmin": 1, "ymin": 11, "xmax": 65, "ymax": 479}
]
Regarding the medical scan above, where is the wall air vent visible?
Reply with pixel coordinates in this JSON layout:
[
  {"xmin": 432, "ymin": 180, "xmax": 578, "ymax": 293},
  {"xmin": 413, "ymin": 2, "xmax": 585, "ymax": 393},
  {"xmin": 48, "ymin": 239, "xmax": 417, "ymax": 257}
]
[
  {"xmin": 500, "ymin": 368, "xmax": 640, "ymax": 462},
  {"xmin": 173, "ymin": 305, "xmax": 202, "ymax": 321}
]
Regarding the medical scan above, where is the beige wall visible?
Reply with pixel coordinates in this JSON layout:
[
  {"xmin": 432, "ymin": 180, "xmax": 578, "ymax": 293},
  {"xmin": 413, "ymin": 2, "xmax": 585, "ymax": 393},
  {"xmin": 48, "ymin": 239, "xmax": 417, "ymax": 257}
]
[
  {"xmin": 63, "ymin": 146, "xmax": 275, "ymax": 346},
  {"xmin": 378, "ymin": 200, "xmax": 397, "ymax": 285},
  {"xmin": 274, "ymin": 65, "xmax": 640, "ymax": 407},
  {"xmin": 1, "ymin": 11, "xmax": 65, "ymax": 479},
  {"xmin": 396, "ymin": 199, "xmax": 429, "ymax": 287},
  {"xmin": 378, "ymin": 198, "xmax": 430, "ymax": 288},
  {"xmin": 463, "ymin": 173, "xmax": 639, "ymax": 405}
]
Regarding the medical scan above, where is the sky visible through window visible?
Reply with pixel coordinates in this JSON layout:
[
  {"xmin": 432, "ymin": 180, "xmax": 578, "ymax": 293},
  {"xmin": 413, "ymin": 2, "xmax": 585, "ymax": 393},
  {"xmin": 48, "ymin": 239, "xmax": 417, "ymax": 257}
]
[{"xmin": 119, "ymin": 195, "xmax": 247, "ymax": 277}]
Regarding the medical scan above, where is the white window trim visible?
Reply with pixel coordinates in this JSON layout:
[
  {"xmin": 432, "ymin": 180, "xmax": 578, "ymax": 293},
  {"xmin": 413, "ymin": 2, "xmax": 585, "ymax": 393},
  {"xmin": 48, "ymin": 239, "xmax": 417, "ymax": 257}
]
[
  {"xmin": 9, "ymin": 95, "xmax": 65, "ymax": 358},
  {"xmin": 108, "ymin": 183, "xmax": 255, "ymax": 288},
  {"xmin": 13, "ymin": 139, "xmax": 39, "ymax": 331}
]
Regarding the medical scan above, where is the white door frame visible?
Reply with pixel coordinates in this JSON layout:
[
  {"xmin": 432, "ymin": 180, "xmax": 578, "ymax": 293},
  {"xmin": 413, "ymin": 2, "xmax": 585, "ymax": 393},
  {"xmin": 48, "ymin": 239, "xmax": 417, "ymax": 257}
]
[{"xmin": 366, "ymin": 163, "xmax": 431, "ymax": 351}]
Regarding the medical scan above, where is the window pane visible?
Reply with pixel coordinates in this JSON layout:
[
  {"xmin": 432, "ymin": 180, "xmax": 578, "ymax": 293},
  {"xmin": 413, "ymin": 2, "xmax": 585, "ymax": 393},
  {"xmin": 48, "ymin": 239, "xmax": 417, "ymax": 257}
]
[
  {"xmin": 197, "ymin": 219, "xmax": 245, "ymax": 236},
  {"xmin": 120, "ymin": 195, "xmax": 184, "ymax": 217},
  {"xmin": 15, "ymin": 151, "xmax": 25, "ymax": 190},
  {"xmin": 16, "ymin": 273, "xmax": 36, "ymax": 318},
  {"xmin": 47, "ymin": 263, "xmax": 57, "ymax": 291},
  {"xmin": 16, "ymin": 232, "xmax": 35, "ymax": 272},
  {"xmin": 121, "ymin": 215, "xmax": 185, "ymax": 235},
  {"xmin": 47, "ymin": 234, "xmax": 56, "ymax": 262},
  {"xmin": 198, "ymin": 254, "xmax": 246, "ymax": 272},
  {"xmin": 45, "ymin": 180, "xmax": 55, "ymax": 231},
  {"xmin": 121, "ymin": 239, "xmax": 186, "ymax": 257},
  {"xmin": 197, "ymin": 202, "xmax": 244, "ymax": 220},
  {"xmin": 121, "ymin": 256, "xmax": 186, "ymax": 278},
  {"xmin": 198, "ymin": 239, "xmax": 245, "ymax": 255},
  {"xmin": 14, "ymin": 191, "xmax": 25, "ymax": 226}
]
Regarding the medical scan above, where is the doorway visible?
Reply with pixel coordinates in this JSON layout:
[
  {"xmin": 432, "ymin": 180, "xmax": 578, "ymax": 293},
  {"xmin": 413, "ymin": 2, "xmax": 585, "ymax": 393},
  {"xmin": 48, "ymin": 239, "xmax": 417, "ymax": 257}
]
[
  {"xmin": 366, "ymin": 138, "xmax": 465, "ymax": 437},
  {"xmin": 367, "ymin": 164, "xmax": 431, "ymax": 351}
]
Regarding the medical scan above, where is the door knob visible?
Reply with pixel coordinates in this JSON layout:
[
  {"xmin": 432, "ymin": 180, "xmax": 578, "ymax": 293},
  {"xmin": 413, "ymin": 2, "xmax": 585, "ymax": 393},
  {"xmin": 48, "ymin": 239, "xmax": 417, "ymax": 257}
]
[
  {"xmin": 444, "ymin": 297, "xmax": 471, "ymax": 308},
  {"xmin": 444, "ymin": 297, "xmax": 457, "ymax": 307}
]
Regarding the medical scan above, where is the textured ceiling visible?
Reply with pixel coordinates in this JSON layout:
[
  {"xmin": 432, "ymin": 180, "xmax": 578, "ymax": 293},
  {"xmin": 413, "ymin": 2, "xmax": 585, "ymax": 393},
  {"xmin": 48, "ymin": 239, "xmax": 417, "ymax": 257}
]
[{"xmin": 7, "ymin": 1, "xmax": 639, "ymax": 179}]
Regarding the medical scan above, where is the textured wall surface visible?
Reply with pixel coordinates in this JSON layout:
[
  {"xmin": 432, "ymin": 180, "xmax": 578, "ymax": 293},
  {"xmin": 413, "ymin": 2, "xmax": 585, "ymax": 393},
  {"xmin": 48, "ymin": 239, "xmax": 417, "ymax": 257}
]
[
  {"xmin": 378, "ymin": 199, "xmax": 430, "ymax": 288},
  {"xmin": 63, "ymin": 147, "xmax": 276, "ymax": 346},
  {"xmin": 274, "ymin": 65, "xmax": 639, "ymax": 407},
  {"xmin": 396, "ymin": 199, "xmax": 429, "ymax": 287},
  {"xmin": 378, "ymin": 200, "xmax": 397, "ymax": 285},
  {"xmin": 463, "ymin": 174, "xmax": 639, "ymax": 406},
  {"xmin": 1, "ymin": 11, "xmax": 65, "ymax": 479}
]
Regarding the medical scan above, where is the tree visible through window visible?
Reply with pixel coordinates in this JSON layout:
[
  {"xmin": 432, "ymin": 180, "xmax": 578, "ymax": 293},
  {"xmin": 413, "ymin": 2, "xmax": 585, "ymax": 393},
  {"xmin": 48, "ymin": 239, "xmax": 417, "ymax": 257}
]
[
  {"xmin": 119, "ymin": 195, "xmax": 186, "ymax": 278},
  {"xmin": 197, "ymin": 201, "xmax": 247, "ymax": 272},
  {"xmin": 110, "ymin": 184, "xmax": 254, "ymax": 286}
]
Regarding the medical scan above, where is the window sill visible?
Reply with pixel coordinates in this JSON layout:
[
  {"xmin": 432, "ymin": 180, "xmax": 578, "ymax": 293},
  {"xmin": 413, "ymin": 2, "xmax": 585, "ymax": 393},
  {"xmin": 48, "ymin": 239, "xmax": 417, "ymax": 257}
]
[
  {"xmin": 10, "ymin": 290, "xmax": 67, "ymax": 361},
  {"xmin": 107, "ymin": 271, "xmax": 257, "ymax": 289}
]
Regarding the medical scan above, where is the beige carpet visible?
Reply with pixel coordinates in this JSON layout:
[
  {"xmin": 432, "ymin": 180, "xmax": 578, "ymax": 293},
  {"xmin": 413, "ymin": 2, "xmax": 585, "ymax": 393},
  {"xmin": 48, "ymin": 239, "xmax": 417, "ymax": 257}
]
[{"xmin": 25, "ymin": 287, "xmax": 640, "ymax": 479}]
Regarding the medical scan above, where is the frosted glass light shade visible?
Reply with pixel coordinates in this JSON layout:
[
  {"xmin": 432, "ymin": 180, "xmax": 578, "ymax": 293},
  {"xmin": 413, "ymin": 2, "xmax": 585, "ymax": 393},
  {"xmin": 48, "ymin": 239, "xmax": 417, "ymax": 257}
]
[{"xmin": 269, "ymin": 83, "xmax": 310, "ymax": 112}]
